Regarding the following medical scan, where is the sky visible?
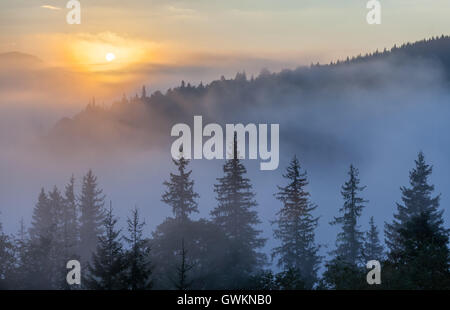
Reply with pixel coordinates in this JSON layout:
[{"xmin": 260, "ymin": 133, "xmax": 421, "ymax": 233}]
[
  {"xmin": 1, "ymin": 1, "xmax": 450, "ymax": 81},
  {"xmin": 0, "ymin": 0, "xmax": 449, "ymax": 106},
  {"xmin": 0, "ymin": 0, "xmax": 449, "ymax": 107}
]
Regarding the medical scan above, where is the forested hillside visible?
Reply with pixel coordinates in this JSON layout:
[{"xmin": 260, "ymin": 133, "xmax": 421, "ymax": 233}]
[
  {"xmin": 1, "ymin": 36, "xmax": 449, "ymax": 290},
  {"xmin": 47, "ymin": 36, "xmax": 450, "ymax": 152}
]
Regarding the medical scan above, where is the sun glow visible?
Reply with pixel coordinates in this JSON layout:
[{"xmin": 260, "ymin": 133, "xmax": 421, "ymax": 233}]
[
  {"xmin": 105, "ymin": 52, "xmax": 116, "ymax": 62},
  {"xmin": 56, "ymin": 32, "xmax": 165, "ymax": 73}
]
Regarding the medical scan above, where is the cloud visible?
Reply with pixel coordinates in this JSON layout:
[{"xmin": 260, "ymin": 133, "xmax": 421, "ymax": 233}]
[
  {"xmin": 40, "ymin": 5, "xmax": 62, "ymax": 11},
  {"xmin": 165, "ymin": 5, "xmax": 196, "ymax": 15}
]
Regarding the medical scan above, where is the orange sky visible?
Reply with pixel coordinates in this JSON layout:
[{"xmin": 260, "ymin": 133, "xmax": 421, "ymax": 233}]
[{"xmin": 1, "ymin": 0, "xmax": 450, "ymax": 106}]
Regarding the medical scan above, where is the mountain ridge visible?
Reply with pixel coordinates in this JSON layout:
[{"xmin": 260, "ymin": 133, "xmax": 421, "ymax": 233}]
[
  {"xmin": 45, "ymin": 35, "xmax": 450, "ymax": 153},
  {"xmin": 0, "ymin": 51, "xmax": 42, "ymax": 64}
]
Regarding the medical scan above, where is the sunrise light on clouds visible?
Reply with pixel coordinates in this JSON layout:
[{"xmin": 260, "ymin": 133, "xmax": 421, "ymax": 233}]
[
  {"xmin": 0, "ymin": 0, "xmax": 449, "ymax": 107},
  {"xmin": 40, "ymin": 5, "xmax": 62, "ymax": 11},
  {"xmin": 3, "ymin": 1, "xmax": 450, "ymax": 69}
]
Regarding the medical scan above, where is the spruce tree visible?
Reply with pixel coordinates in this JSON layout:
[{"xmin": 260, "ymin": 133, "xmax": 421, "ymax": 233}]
[
  {"xmin": 330, "ymin": 165, "xmax": 367, "ymax": 266},
  {"xmin": 272, "ymin": 156, "xmax": 321, "ymax": 289},
  {"xmin": 27, "ymin": 188, "xmax": 56, "ymax": 288},
  {"xmin": 250, "ymin": 268, "xmax": 307, "ymax": 290},
  {"xmin": 52, "ymin": 176, "xmax": 81, "ymax": 290},
  {"xmin": 274, "ymin": 268, "xmax": 307, "ymax": 290},
  {"xmin": 211, "ymin": 134, "xmax": 266, "ymax": 283},
  {"xmin": 86, "ymin": 203, "xmax": 126, "ymax": 290},
  {"xmin": 123, "ymin": 207, "xmax": 152, "ymax": 290},
  {"xmin": 384, "ymin": 152, "xmax": 450, "ymax": 289},
  {"xmin": 62, "ymin": 175, "xmax": 79, "ymax": 259},
  {"xmin": 320, "ymin": 257, "xmax": 366, "ymax": 290},
  {"xmin": 15, "ymin": 218, "xmax": 28, "ymax": 262},
  {"xmin": 154, "ymin": 148, "xmax": 231, "ymax": 289},
  {"xmin": 385, "ymin": 152, "xmax": 442, "ymax": 253},
  {"xmin": 151, "ymin": 217, "xmax": 233, "ymax": 289},
  {"xmin": 29, "ymin": 188, "xmax": 54, "ymax": 241},
  {"xmin": 0, "ymin": 213, "xmax": 15, "ymax": 289},
  {"xmin": 386, "ymin": 211, "xmax": 450, "ymax": 289},
  {"xmin": 173, "ymin": 239, "xmax": 194, "ymax": 290},
  {"xmin": 162, "ymin": 149, "xmax": 199, "ymax": 222},
  {"xmin": 16, "ymin": 218, "xmax": 27, "ymax": 249},
  {"xmin": 47, "ymin": 186, "xmax": 66, "ymax": 287},
  {"xmin": 79, "ymin": 170, "xmax": 105, "ymax": 263},
  {"xmin": 0, "ymin": 235, "xmax": 14, "ymax": 289},
  {"xmin": 12, "ymin": 218, "xmax": 29, "ymax": 289},
  {"xmin": 362, "ymin": 217, "xmax": 384, "ymax": 262}
]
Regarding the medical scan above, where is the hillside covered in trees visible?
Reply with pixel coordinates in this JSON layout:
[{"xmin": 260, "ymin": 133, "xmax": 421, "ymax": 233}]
[
  {"xmin": 1, "ymin": 36, "xmax": 450, "ymax": 290},
  {"xmin": 47, "ymin": 36, "xmax": 450, "ymax": 152}
]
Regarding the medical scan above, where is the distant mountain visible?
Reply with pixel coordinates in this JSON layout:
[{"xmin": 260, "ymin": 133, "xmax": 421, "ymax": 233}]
[
  {"xmin": 46, "ymin": 35, "xmax": 450, "ymax": 154},
  {"xmin": 324, "ymin": 35, "xmax": 450, "ymax": 67},
  {"xmin": 0, "ymin": 50, "xmax": 107, "ymax": 106},
  {"xmin": 0, "ymin": 51, "xmax": 43, "ymax": 67}
]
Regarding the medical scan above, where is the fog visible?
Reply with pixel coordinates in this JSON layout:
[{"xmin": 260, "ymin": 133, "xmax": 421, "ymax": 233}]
[{"xmin": 1, "ymin": 44, "xmax": 450, "ymax": 268}]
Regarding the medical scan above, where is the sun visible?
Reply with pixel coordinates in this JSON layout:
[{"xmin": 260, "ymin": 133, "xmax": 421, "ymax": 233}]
[{"xmin": 105, "ymin": 52, "xmax": 116, "ymax": 62}]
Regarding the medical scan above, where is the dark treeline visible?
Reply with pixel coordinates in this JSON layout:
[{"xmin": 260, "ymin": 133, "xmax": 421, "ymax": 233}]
[
  {"xmin": 47, "ymin": 36, "xmax": 450, "ymax": 152},
  {"xmin": 0, "ymin": 147, "xmax": 449, "ymax": 290}
]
